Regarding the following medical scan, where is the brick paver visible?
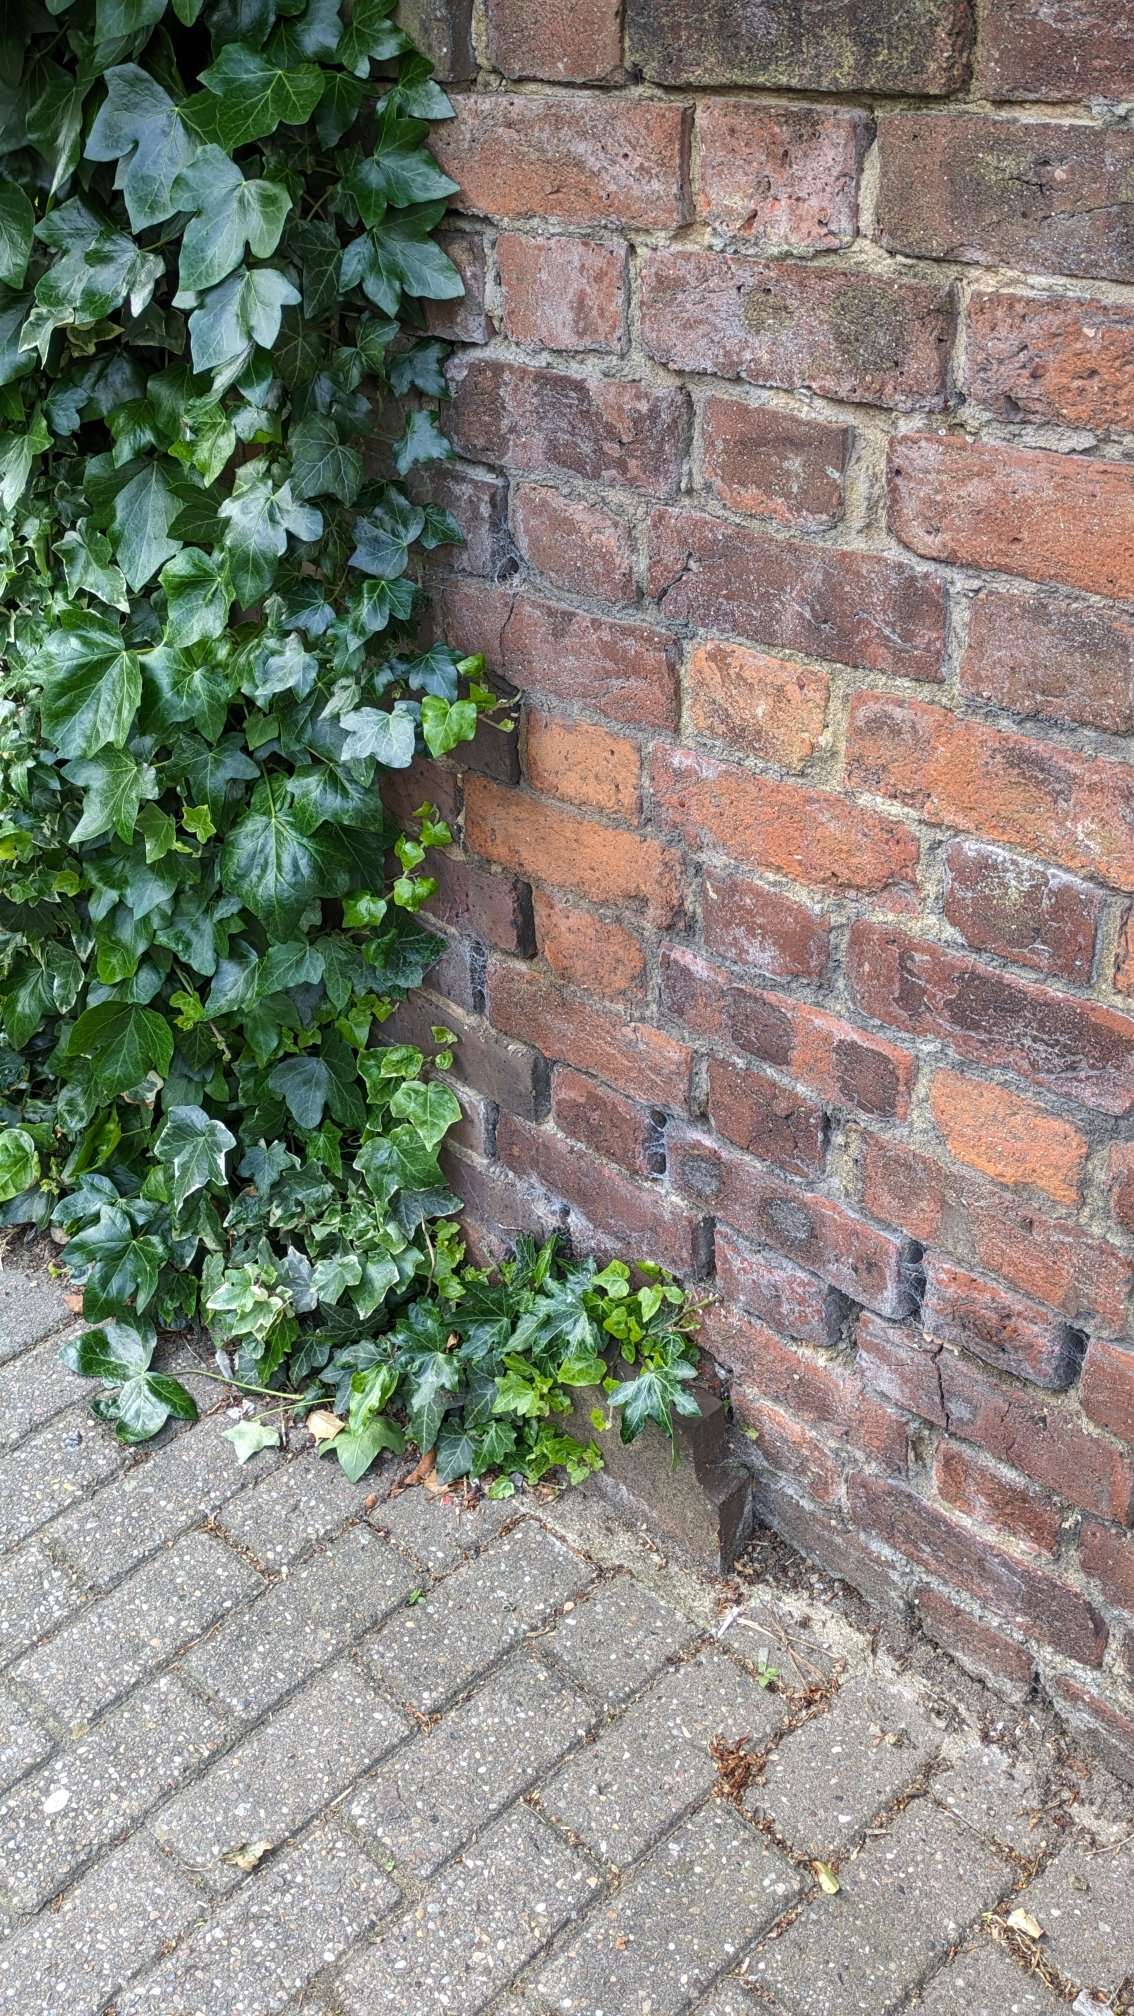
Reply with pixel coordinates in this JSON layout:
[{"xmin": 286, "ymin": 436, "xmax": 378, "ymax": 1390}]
[{"xmin": 0, "ymin": 1248, "xmax": 1129, "ymax": 2014}]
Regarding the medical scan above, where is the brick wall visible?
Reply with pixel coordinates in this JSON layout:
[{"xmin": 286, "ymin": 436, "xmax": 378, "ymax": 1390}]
[{"xmin": 395, "ymin": 0, "xmax": 1134, "ymax": 1774}]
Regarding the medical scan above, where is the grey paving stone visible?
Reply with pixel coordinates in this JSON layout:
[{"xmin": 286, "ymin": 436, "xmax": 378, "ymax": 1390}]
[
  {"xmin": 0, "ymin": 1263, "xmax": 70, "ymax": 1363},
  {"xmin": 152, "ymin": 1663, "xmax": 408, "ymax": 1893},
  {"xmin": 182, "ymin": 1526, "xmax": 417, "ymax": 1721},
  {"xmin": 0, "ymin": 1338, "xmax": 89, "ymax": 1453},
  {"xmin": 118, "ymin": 1823, "xmax": 398, "ymax": 2016},
  {"xmin": 746, "ymin": 1674, "xmax": 942, "ymax": 1857},
  {"xmin": 0, "ymin": 1674, "xmax": 225, "ymax": 1915},
  {"xmin": 363, "ymin": 1521, "xmax": 594, "ymax": 1713},
  {"xmin": 539, "ymin": 1648, "xmax": 786, "ymax": 1866},
  {"xmin": 334, "ymin": 1804, "xmax": 594, "ymax": 2016},
  {"xmin": 0, "ymin": 1542, "xmax": 84, "ymax": 1668},
  {"xmin": 1013, "ymin": 1842, "xmax": 1134, "ymax": 1997},
  {"xmin": 909, "ymin": 1941, "xmax": 1066, "ymax": 2013},
  {"xmin": 349, "ymin": 1649, "xmax": 594, "ymax": 1879},
  {"xmin": 0, "ymin": 1834, "xmax": 199, "ymax": 2016},
  {"xmin": 0, "ymin": 1689, "xmax": 50, "ymax": 1796},
  {"xmin": 746, "ymin": 1805, "xmax": 1012, "ymax": 2016},
  {"xmin": 543, "ymin": 1575, "xmax": 696, "ymax": 1707},
  {"xmin": 0, "ymin": 1408, "xmax": 120, "ymax": 1551},
  {"xmin": 536, "ymin": 1801, "xmax": 802, "ymax": 2015},
  {"xmin": 215, "ymin": 1452, "xmax": 361, "ymax": 1568},
  {"xmin": 13, "ymin": 1530, "xmax": 262, "ymax": 1730},
  {"xmin": 934, "ymin": 1742, "xmax": 1052, "ymax": 1856},
  {"xmin": 371, "ymin": 1486, "xmax": 522, "ymax": 1576},
  {"xmin": 696, "ymin": 1984, "xmax": 760, "ymax": 2016}
]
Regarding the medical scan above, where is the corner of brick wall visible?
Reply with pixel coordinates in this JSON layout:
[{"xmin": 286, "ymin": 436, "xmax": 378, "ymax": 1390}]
[{"xmin": 390, "ymin": 0, "xmax": 1134, "ymax": 1781}]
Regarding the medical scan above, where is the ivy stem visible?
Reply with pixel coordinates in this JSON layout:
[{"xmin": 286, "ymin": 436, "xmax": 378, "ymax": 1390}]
[{"xmin": 189, "ymin": 1366, "xmax": 319, "ymax": 1406}]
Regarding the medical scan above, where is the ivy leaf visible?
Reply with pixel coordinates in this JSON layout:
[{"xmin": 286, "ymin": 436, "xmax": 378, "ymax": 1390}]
[
  {"xmin": 420, "ymin": 694, "xmax": 477, "ymax": 757},
  {"xmin": 63, "ymin": 1320, "xmax": 198, "ymax": 1444},
  {"xmin": 394, "ymin": 407, "xmax": 452, "ymax": 476},
  {"xmin": 110, "ymin": 459, "xmax": 182, "ymax": 591},
  {"xmin": 85, "ymin": 65, "xmax": 198, "ymax": 231},
  {"xmin": 159, "ymin": 547, "xmax": 233, "ymax": 644},
  {"xmin": 287, "ymin": 219, "xmax": 342, "ymax": 320},
  {"xmin": 62, "ymin": 1210, "xmax": 165, "ymax": 1321},
  {"xmin": 268, "ymin": 1054, "xmax": 331, "ymax": 1128},
  {"xmin": 143, "ymin": 643, "xmax": 235, "ymax": 742},
  {"xmin": 224, "ymin": 1417, "xmax": 280, "ymax": 1463},
  {"xmin": 189, "ymin": 266, "xmax": 301, "ymax": 375},
  {"xmin": 173, "ymin": 149, "xmax": 292, "ymax": 293},
  {"xmin": 182, "ymin": 44, "xmax": 325, "ymax": 150},
  {"xmin": 338, "ymin": 706, "xmax": 416, "ymax": 767},
  {"xmin": 0, "ymin": 179, "xmax": 34, "ymax": 290},
  {"xmin": 289, "ymin": 414, "xmax": 362, "ymax": 505},
  {"xmin": 337, "ymin": 0, "xmax": 409, "ymax": 75},
  {"xmin": 0, "ymin": 1127, "xmax": 39, "ymax": 1204},
  {"xmin": 349, "ymin": 494, "xmax": 424, "ymax": 579},
  {"xmin": 356, "ymin": 108, "xmax": 458, "ymax": 210},
  {"xmin": 333, "ymin": 1412, "xmax": 404, "ymax": 1480},
  {"xmin": 155, "ymin": 1104, "xmax": 238, "ymax": 1213},
  {"xmin": 221, "ymin": 787, "xmax": 335, "ymax": 935},
  {"xmin": 64, "ymin": 748, "xmax": 157, "ymax": 845},
  {"xmin": 390, "ymin": 1078, "xmax": 461, "ymax": 1149},
  {"xmin": 219, "ymin": 466, "xmax": 319, "ymax": 601},
  {"xmin": 389, "ymin": 338, "xmax": 450, "ymax": 398},
  {"xmin": 26, "ymin": 62, "xmax": 90, "ymax": 199},
  {"xmin": 56, "ymin": 526, "xmax": 130, "ymax": 613},
  {"xmin": 68, "ymin": 999, "xmax": 174, "ymax": 1098},
  {"xmin": 94, "ymin": 0, "xmax": 167, "ymax": 59},
  {"xmin": 40, "ymin": 615, "xmax": 142, "ymax": 758}
]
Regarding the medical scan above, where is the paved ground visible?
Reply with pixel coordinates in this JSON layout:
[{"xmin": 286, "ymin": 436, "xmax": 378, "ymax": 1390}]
[{"xmin": 0, "ymin": 1248, "xmax": 1132, "ymax": 2016}]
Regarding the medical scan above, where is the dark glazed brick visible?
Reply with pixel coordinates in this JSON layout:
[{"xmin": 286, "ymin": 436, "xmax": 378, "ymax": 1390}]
[{"xmin": 626, "ymin": 0, "xmax": 972, "ymax": 93}]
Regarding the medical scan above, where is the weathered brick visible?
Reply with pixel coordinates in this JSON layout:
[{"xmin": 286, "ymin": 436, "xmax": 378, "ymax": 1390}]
[
  {"xmin": 705, "ymin": 1055, "xmax": 828, "ymax": 1178},
  {"xmin": 714, "ymin": 1225, "xmax": 843, "ymax": 1346},
  {"xmin": 648, "ymin": 505, "xmax": 947, "ymax": 681},
  {"xmin": 411, "ymin": 464, "xmax": 504, "ymax": 581},
  {"xmin": 625, "ymin": 0, "xmax": 971, "ymax": 92},
  {"xmin": 702, "ymin": 869, "xmax": 829, "ymax": 983},
  {"xmin": 397, "ymin": 0, "xmax": 474, "ymax": 79},
  {"xmin": 384, "ymin": 992, "xmax": 547, "ymax": 1119},
  {"xmin": 524, "ymin": 711, "xmax": 641, "ymax": 819},
  {"xmin": 704, "ymin": 1304, "xmax": 903, "ymax": 1472},
  {"xmin": 1080, "ymin": 1518, "xmax": 1134, "ymax": 1614},
  {"xmin": 960, "ymin": 587, "xmax": 1134, "ymax": 738},
  {"xmin": 512, "ymin": 485, "xmax": 636, "ymax": 603},
  {"xmin": 696, "ymin": 100, "xmax": 867, "ymax": 249},
  {"xmin": 684, "ymin": 639, "xmax": 829, "ymax": 768},
  {"xmin": 450, "ymin": 358, "xmax": 688, "ymax": 497},
  {"xmin": 484, "ymin": 0, "xmax": 621, "ymax": 79},
  {"xmin": 965, "ymin": 291, "xmax": 1134, "ymax": 433},
  {"xmin": 651, "ymin": 744, "xmax": 919, "ymax": 897},
  {"xmin": 434, "ymin": 94, "xmax": 689, "ymax": 230},
  {"xmin": 929, "ymin": 1067, "xmax": 1088, "ymax": 1207},
  {"xmin": 914, "ymin": 1585, "xmax": 1035, "ymax": 1692},
  {"xmin": 850, "ymin": 1475, "xmax": 1107, "ymax": 1667},
  {"xmin": 1080, "ymin": 1338, "xmax": 1134, "ymax": 1447},
  {"xmin": 381, "ymin": 754, "xmax": 460, "ymax": 836},
  {"xmin": 942, "ymin": 840, "xmax": 1101, "ymax": 985},
  {"xmin": 1115, "ymin": 906, "xmax": 1134, "ymax": 996},
  {"xmin": 848, "ymin": 689, "xmax": 1134, "ymax": 889},
  {"xmin": 552, "ymin": 1067, "xmax": 664, "ymax": 1178},
  {"xmin": 847, "ymin": 920, "xmax": 1134, "ymax": 1116},
  {"xmin": 924, "ymin": 1256, "xmax": 1083, "ymax": 1391},
  {"xmin": 427, "ymin": 853, "xmax": 534, "ymax": 954},
  {"xmin": 978, "ymin": 0, "xmax": 1134, "ymax": 102},
  {"xmin": 642, "ymin": 253, "xmax": 952, "ymax": 411},
  {"xmin": 467, "ymin": 777, "xmax": 684, "ymax": 923},
  {"xmin": 738, "ymin": 1397, "xmax": 843, "ymax": 1505},
  {"xmin": 1109, "ymin": 1142, "xmax": 1134, "ymax": 1236},
  {"xmin": 497, "ymin": 1113, "xmax": 704, "ymax": 1274},
  {"xmin": 497, "ymin": 233, "xmax": 627, "ymax": 353},
  {"xmin": 700, "ymin": 397, "xmax": 849, "ymax": 531},
  {"xmin": 488, "ymin": 956, "xmax": 691, "ymax": 1106},
  {"xmin": 877, "ymin": 115, "xmax": 1134, "ymax": 285},
  {"xmin": 1049, "ymin": 1676, "xmax": 1134, "ymax": 1789},
  {"xmin": 532, "ymin": 888, "xmax": 646, "ymax": 1001},
  {"xmin": 889, "ymin": 433, "xmax": 1134, "ymax": 602},
  {"xmin": 468, "ymin": 589, "xmax": 680, "ymax": 730},
  {"xmin": 426, "ymin": 231, "xmax": 487, "ymax": 342}
]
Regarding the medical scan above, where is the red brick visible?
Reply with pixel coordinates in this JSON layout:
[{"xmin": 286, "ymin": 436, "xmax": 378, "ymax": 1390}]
[
  {"xmin": 856, "ymin": 1312, "xmax": 1134, "ymax": 1523},
  {"xmin": 524, "ymin": 713, "xmax": 641, "ymax": 821},
  {"xmin": 670, "ymin": 1131, "xmax": 916, "ymax": 1317},
  {"xmin": 447, "ymin": 1083, "xmax": 493, "ymax": 1158},
  {"xmin": 934, "ymin": 1443, "xmax": 1061, "ymax": 1557},
  {"xmin": 473, "ymin": 592, "xmax": 679, "ymax": 732},
  {"xmin": 929, "ymin": 1068, "xmax": 1088, "ymax": 1208},
  {"xmin": 642, "ymin": 253, "xmax": 952, "ymax": 411},
  {"xmin": 889, "ymin": 434, "xmax": 1134, "ymax": 602},
  {"xmin": 487, "ymin": 956, "xmax": 691, "ymax": 1109},
  {"xmin": 495, "ymin": 1112, "xmax": 704, "ymax": 1276},
  {"xmin": 451, "ymin": 1148, "xmax": 552, "ymax": 1263},
  {"xmin": 380, "ymin": 756, "xmax": 461, "ymax": 836},
  {"xmin": 399, "ymin": 0, "xmax": 475, "ymax": 81},
  {"xmin": 737, "ymin": 1399, "xmax": 842, "ymax": 1507},
  {"xmin": 496, "ymin": 235, "xmax": 627, "ymax": 354},
  {"xmin": 651, "ymin": 744, "xmax": 919, "ymax": 898},
  {"xmin": 384, "ymin": 993, "xmax": 546, "ymax": 1118},
  {"xmin": 1049, "ymin": 1677, "xmax": 1134, "ymax": 1789},
  {"xmin": 753, "ymin": 1475, "xmax": 909, "ymax": 1615},
  {"xmin": 702, "ymin": 871, "xmax": 829, "ymax": 985},
  {"xmin": 1108, "ymin": 1143, "xmax": 1134, "ymax": 1237},
  {"xmin": 1116, "ymin": 908, "xmax": 1134, "ymax": 997},
  {"xmin": 696, "ymin": 100, "xmax": 867, "ymax": 250},
  {"xmin": 449, "ymin": 359, "xmax": 688, "ymax": 497},
  {"xmin": 964, "ymin": 291, "xmax": 1134, "ymax": 434},
  {"xmin": 532, "ymin": 889, "xmax": 646, "ymax": 1002},
  {"xmin": 849, "ymin": 1395, "xmax": 909, "ymax": 1475},
  {"xmin": 877, "ymin": 115, "xmax": 1134, "ymax": 285},
  {"xmin": 684, "ymin": 640, "xmax": 829, "ymax": 770},
  {"xmin": 706, "ymin": 1055, "xmax": 828, "ymax": 1179},
  {"xmin": 426, "ymin": 231, "xmax": 487, "ymax": 342},
  {"xmin": 1080, "ymin": 1519, "xmax": 1134, "ymax": 1615},
  {"xmin": 551, "ymin": 1068, "xmax": 663, "ymax": 1179},
  {"xmin": 467, "ymin": 777, "xmax": 683, "ymax": 925},
  {"xmin": 512, "ymin": 486, "xmax": 635, "ymax": 604},
  {"xmin": 960, "ymin": 587, "xmax": 1134, "ymax": 739},
  {"xmin": 943, "ymin": 840, "xmax": 1101, "ymax": 986},
  {"xmin": 714, "ymin": 1226, "xmax": 843, "ymax": 1348},
  {"xmin": 706, "ymin": 1303, "xmax": 881, "ymax": 1454},
  {"xmin": 434, "ymin": 94, "xmax": 688, "ymax": 231},
  {"xmin": 914, "ymin": 1585, "xmax": 1035, "ymax": 1693},
  {"xmin": 850, "ymin": 1474, "xmax": 1107, "ymax": 1667},
  {"xmin": 978, "ymin": 0, "xmax": 1134, "ymax": 102},
  {"xmin": 847, "ymin": 921, "xmax": 1134, "ymax": 1117},
  {"xmin": 426, "ymin": 854, "xmax": 534, "ymax": 955},
  {"xmin": 924, "ymin": 1256, "xmax": 1084, "ymax": 1391},
  {"xmin": 484, "ymin": 0, "xmax": 621, "ymax": 80},
  {"xmin": 423, "ymin": 942, "xmax": 479, "ymax": 1016},
  {"xmin": 663, "ymin": 947, "xmax": 915, "ymax": 1121},
  {"xmin": 1081, "ymin": 1338, "xmax": 1134, "ymax": 1448},
  {"xmin": 648, "ymin": 505, "xmax": 946, "ymax": 682},
  {"xmin": 409, "ymin": 464, "xmax": 505, "ymax": 578},
  {"xmin": 701, "ymin": 399, "xmax": 848, "ymax": 532},
  {"xmin": 626, "ymin": 0, "xmax": 972, "ymax": 93}
]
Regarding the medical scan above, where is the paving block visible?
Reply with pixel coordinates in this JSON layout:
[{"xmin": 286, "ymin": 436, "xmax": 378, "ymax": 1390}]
[
  {"xmin": 0, "ymin": 1675, "xmax": 226, "ymax": 1916},
  {"xmin": 934, "ymin": 1742, "xmax": 1052, "ymax": 1857},
  {"xmin": 371, "ymin": 1485, "xmax": 522, "ymax": 1576},
  {"xmin": 535, "ymin": 1802, "xmax": 802, "ymax": 2015},
  {"xmin": 118, "ymin": 1823, "xmax": 398, "ymax": 2016},
  {"xmin": 363, "ymin": 1521, "xmax": 593, "ymax": 1713},
  {"xmin": 697, "ymin": 1985, "xmax": 761, "ymax": 2016},
  {"xmin": 0, "ymin": 1338, "xmax": 90, "ymax": 1451},
  {"xmin": 1013, "ymin": 1842, "xmax": 1134, "ymax": 1998},
  {"xmin": 0, "ymin": 1264, "xmax": 70, "ymax": 1363},
  {"xmin": 746, "ymin": 1674, "xmax": 943, "ymax": 1856},
  {"xmin": 334, "ymin": 1804, "xmax": 594, "ymax": 2016},
  {"xmin": 349, "ymin": 1648, "xmax": 593, "ymax": 1879},
  {"xmin": 13, "ymin": 1530, "xmax": 262, "ymax": 1728},
  {"xmin": 747, "ymin": 1804, "xmax": 1012, "ymax": 2016},
  {"xmin": 0, "ymin": 1688, "xmax": 50, "ymax": 1796},
  {"xmin": 543, "ymin": 1574, "xmax": 697, "ymax": 1706},
  {"xmin": 0, "ymin": 1542, "xmax": 84, "ymax": 1668},
  {"xmin": 151, "ymin": 1663, "xmax": 408, "ymax": 1893},
  {"xmin": 0, "ymin": 1409, "xmax": 120, "ymax": 1552},
  {"xmin": 911, "ymin": 1941, "xmax": 1066, "ymax": 2013},
  {"xmin": 182, "ymin": 1527, "xmax": 417, "ymax": 1720},
  {"xmin": 0, "ymin": 1836, "xmax": 199, "ymax": 2016},
  {"xmin": 215, "ymin": 1451, "xmax": 361, "ymax": 1568}
]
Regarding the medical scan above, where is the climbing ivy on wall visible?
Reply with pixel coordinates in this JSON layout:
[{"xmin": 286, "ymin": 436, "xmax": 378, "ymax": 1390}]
[{"xmin": 0, "ymin": 0, "xmax": 701, "ymax": 1483}]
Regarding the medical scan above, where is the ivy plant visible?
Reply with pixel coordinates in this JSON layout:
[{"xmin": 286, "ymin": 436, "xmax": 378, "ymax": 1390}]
[{"xmin": 0, "ymin": 0, "xmax": 702, "ymax": 1486}]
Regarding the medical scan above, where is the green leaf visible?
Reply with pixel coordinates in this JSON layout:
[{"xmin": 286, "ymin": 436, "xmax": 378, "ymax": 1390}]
[
  {"xmin": 63, "ymin": 1207, "xmax": 165, "ymax": 1320},
  {"xmin": 289, "ymin": 414, "xmax": 363, "ymax": 505},
  {"xmin": 189, "ymin": 266, "xmax": 301, "ymax": 375},
  {"xmin": 68, "ymin": 1000, "xmax": 174, "ymax": 1098},
  {"xmin": 64, "ymin": 747, "xmax": 157, "ymax": 845},
  {"xmin": 40, "ymin": 615, "xmax": 142, "ymax": 758},
  {"xmin": 390, "ymin": 1078, "xmax": 461, "ymax": 1150},
  {"xmin": 110, "ymin": 459, "xmax": 182, "ymax": 591},
  {"xmin": 173, "ymin": 149, "xmax": 292, "ymax": 293},
  {"xmin": 225, "ymin": 1417, "xmax": 281, "ymax": 1463},
  {"xmin": 63, "ymin": 1320, "xmax": 199, "ymax": 1444},
  {"xmin": 182, "ymin": 44, "xmax": 325, "ymax": 151},
  {"xmin": 0, "ymin": 1127, "xmax": 38, "ymax": 1204},
  {"xmin": 159, "ymin": 547, "xmax": 233, "ymax": 645},
  {"xmin": 0, "ymin": 179, "xmax": 34, "ymax": 290},
  {"xmin": 221, "ymin": 787, "xmax": 335, "ymax": 936},
  {"xmin": 156, "ymin": 1104, "xmax": 238, "ymax": 1213},
  {"xmin": 85, "ymin": 65, "xmax": 198, "ymax": 230},
  {"xmin": 333, "ymin": 1412, "xmax": 404, "ymax": 1480},
  {"xmin": 351, "ymin": 109, "xmax": 457, "ymax": 213},
  {"xmin": 219, "ymin": 466, "xmax": 319, "ymax": 601},
  {"xmin": 394, "ymin": 407, "xmax": 452, "ymax": 476},
  {"xmin": 337, "ymin": 0, "xmax": 408, "ymax": 75},
  {"xmin": 420, "ymin": 695, "xmax": 477, "ymax": 758},
  {"xmin": 56, "ymin": 525, "xmax": 130, "ymax": 613},
  {"xmin": 338, "ymin": 705, "xmax": 416, "ymax": 767},
  {"xmin": 349, "ymin": 493, "xmax": 424, "ymax": 579}
]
